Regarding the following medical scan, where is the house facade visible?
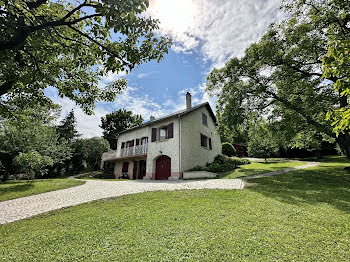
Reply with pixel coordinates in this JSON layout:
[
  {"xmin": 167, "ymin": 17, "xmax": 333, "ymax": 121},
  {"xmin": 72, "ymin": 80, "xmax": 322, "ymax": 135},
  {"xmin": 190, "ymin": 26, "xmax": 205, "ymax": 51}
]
[{"xmin": 101, "ymin": 93, "xmax": 222, "ymax": 180}]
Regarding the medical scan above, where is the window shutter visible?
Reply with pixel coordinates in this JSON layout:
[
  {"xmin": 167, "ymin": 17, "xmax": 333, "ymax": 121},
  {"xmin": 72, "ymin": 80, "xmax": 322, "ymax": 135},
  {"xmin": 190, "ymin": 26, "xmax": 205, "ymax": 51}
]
[
  {"xmin": 167, "ymin": 122, "xmax": 174, "ymax": 138},
  {"xmin": 121, "ymin": 142, "xmax": 125, "ymax": 149},
  {"xmin": 200, "ymin": 133, "xmax": 204, "ymax": 147},
  {"xmin": 209, "ymin": 138, "xmax": 212, "ymax": 150},
  {"xmin": 136, "ymin": 139, "xmax": 140, "ymax": 146},
  {"xmin": 151, "ymin": 128, "xmax": 157, "ymax": 142}
]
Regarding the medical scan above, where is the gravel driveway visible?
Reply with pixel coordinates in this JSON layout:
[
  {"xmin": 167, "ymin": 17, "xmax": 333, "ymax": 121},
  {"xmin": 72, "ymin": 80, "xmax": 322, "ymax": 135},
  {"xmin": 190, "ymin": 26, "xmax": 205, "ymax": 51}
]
[
  {"xmin": 0, "ymin": 179, "xmax": 245, "ymax": 224},
  {"xmin": 0, "ymin": 161, "xmax": 318, "ymax": 224}
]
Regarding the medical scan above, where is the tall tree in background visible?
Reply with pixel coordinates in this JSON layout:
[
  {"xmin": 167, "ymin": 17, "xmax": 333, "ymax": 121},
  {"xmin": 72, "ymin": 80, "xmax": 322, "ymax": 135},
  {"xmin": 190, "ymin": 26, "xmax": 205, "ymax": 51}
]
[
  {"xmin": 56, "ymin": 110, "xmax": 80, "ymax": 174},
  {"xmin": 100, "ymin": 109, "xmax": 143, "ymax": 149},
  {"xmin": 0, "ymin": 0, "xmax": 172, "ymax": 116},
  {"xmin": 207, "ymin": 0, "xmax": 350, "ymax": 156},
  {"xmin": 56, "ymin": 110, "xmax": 80, "ymax": 142}
]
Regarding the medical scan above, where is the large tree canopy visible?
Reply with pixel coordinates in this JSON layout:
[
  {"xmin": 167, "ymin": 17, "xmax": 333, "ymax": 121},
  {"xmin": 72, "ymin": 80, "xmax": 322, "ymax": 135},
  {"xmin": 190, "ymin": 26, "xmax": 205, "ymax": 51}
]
[
  {"xmin": 206, "ymin": 0, "xmax": 350, "ymax": 156},
  {"xmin": 0, "ymin": 0, "xmax": 172, "ymax": 115},
  {"xmin": 100, "ymin": 108, "xmax": 143, "ymax": 149}
]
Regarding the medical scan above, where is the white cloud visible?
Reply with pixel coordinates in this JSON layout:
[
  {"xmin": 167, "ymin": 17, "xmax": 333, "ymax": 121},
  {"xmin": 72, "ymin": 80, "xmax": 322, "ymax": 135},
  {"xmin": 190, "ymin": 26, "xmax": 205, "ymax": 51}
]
[
  {"xmin": 136, "ymin": 73, "xmax": 151, "ymax": 79},
  {"xmin": 149, "ymin": 0, "xmax": 285, "ymax": 67}
]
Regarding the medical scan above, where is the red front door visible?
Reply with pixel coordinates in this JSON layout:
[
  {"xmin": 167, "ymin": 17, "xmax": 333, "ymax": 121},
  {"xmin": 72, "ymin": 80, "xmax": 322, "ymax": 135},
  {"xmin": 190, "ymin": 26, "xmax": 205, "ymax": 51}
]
[{"xmin": 155, "ymin": 155, "xmax": 171, "ymax": 180}]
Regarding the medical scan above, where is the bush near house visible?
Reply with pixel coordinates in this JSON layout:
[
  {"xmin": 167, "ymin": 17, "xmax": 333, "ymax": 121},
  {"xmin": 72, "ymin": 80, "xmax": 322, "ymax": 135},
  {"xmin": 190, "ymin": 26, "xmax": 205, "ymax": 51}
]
[
  {"xmin": 222, "ymin": 142, "xmax": 237, "ymax": 156},
  {"xmin": 191, "ymin": 155, "xmax": 250, "ymax": 173}
]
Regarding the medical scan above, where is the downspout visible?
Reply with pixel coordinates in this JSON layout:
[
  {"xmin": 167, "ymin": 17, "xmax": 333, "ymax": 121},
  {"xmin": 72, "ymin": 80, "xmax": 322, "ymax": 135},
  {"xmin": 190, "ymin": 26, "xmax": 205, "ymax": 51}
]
[{"xmin": 178, "ymin": 115, "xmax": 182, "ymax": 178}]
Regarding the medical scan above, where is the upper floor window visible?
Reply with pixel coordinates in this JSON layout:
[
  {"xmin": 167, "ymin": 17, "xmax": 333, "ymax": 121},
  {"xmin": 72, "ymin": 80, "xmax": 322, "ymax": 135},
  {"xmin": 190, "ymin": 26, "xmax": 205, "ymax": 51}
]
[
  {"xmin": 159, "ymin": 127, "xmax": 167, "ymax": 141},
  {"xmin": 151, "ymin": 122, "xmax": 174, "ymax": 142},
  {"xmin": 202, "ymin": 113, "xmax": 208, "ymax": 126}
]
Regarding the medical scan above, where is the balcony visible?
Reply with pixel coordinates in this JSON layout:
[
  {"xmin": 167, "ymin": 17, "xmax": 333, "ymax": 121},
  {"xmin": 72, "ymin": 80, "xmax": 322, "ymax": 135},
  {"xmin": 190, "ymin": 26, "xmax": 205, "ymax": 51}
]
[
  {"xmin": 101, "ymin": 145, "xmax": 147, "ymax": 161},
  {"xmin": 121, "ymin": 145, "xmax": 147, "ymax": 157}
]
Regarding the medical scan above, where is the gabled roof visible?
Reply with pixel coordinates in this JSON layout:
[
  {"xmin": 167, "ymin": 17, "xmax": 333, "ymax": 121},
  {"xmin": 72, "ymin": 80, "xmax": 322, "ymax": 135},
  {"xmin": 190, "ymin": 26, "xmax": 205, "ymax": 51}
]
[{"xmin": 118, "ymin": 102, "xmax": 216, "ymax": 135}]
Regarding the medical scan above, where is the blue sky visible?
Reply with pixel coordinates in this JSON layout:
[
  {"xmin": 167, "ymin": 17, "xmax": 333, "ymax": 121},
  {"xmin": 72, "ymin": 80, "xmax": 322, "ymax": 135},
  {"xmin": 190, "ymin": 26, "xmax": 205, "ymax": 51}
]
[{"xmin": 50, "ymin": 0, "xmax": 284, "ymax": 137}]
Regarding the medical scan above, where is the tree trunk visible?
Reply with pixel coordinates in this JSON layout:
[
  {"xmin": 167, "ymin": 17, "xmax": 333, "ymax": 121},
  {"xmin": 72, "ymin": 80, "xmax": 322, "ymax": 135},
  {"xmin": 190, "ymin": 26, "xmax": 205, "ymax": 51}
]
[{"xmin": 336, "ymin": 133, "xmax": 350, "ymax": 158}]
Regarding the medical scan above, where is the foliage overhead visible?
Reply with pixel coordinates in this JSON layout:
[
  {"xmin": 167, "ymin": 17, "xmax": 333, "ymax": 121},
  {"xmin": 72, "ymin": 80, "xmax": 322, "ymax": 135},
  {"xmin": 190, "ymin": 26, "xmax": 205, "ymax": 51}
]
[
  {"xmin": 0, "ymin": 0, "xmax": 172, "ymax": 115},
  {"xmin": 206, "ymin": 0, "xmax": 350, "ymax": 156},
  {"xmin": 324, "ymin": 40, "xmax": 350, "ymax": 133},
  {"xmin": 100, "ymin": 108, "xmax": 143, "ymax": 149}
]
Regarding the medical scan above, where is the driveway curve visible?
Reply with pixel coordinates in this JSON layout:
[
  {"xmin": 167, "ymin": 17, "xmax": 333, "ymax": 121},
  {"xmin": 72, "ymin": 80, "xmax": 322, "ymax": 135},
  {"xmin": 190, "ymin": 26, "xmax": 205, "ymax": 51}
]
[
  {"xmin": 0, "ymin": 179, "xmax": 244, "ymax": 224},
  {"xmin": 0, "ymin": 161, "xmax": 319, "ymax": 224}
]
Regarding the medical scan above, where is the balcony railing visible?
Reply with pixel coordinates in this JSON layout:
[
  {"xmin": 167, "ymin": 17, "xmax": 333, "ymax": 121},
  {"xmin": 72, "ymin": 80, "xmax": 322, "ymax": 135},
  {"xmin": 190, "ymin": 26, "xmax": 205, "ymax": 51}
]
[
  {"xmin": 101, "ymin": 150, "xmax": 118, "ymax": 161},
  {"xmin": 102, "ymin": 145, "xmax": 147, "ymax": 161},
  {"xmin": 121, "ymin": 145, "xmax": 147, "ymax": 157}
]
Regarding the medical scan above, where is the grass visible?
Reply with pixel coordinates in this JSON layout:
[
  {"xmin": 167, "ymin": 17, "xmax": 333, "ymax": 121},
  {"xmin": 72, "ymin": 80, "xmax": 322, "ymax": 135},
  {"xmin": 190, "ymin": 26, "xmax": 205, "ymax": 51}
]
[
  {"xmin": 0, "ymin": 179, "xmax": 85, "ymax": 202},
  {"xmin": 218, "ymin": 160, "xmax": 306, "ymax": 179},
  {"xmin": 0, "ymin": 157, "xmax": 349, "ymax": 261}
]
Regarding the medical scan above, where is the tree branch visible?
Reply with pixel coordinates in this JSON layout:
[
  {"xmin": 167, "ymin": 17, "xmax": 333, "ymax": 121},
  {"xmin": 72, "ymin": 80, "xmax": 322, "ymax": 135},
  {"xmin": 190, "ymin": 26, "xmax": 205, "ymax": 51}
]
[
  {"xmin": 60, "ymin": 0, "xmax": 87, "ymax": 22},
  {"xmin": 52, "ymin": 27, "xmax": 89, "ymax": 47},
  {"xmin": 0, "ymin": 13, "xmax": 103, "ymax": 51},
  {"xmin": 68, "ymin": 25, "xmax": 131, "ymax": 66},
  {"xmin": 25, "ymin": 0, "xmax": 48, "ymax": 9}
]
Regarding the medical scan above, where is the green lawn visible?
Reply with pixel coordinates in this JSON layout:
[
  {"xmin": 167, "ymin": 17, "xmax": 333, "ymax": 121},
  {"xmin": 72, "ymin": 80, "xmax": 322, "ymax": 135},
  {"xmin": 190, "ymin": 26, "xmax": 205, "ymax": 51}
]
[
  {"xmin": 0, "ymin": 158, "xmax": 349, "ymax": 261},
  {"xmin": 0, "ymin": 179, "xmax": 85, "ymax": 202},
  {"xmin": 218, "ymin": 160, "xmax": 306, "ymax": 179}
]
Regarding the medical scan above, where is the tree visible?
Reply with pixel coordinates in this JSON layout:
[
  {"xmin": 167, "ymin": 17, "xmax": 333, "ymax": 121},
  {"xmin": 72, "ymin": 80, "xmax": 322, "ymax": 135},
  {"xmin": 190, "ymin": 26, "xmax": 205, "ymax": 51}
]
[
  {"xmin": 55, "ymin": 110, "xmax": 80, "ymax": 174},
  {"xmin": 100, "ymin": 109, "xmax": 143, "ymax": 149},
  {"xmin": 82, "ymin": 137, "xmax": 110, "ymax": 170},
  {"xmin": 324, "ymin": 40, "xmax": 350, "ymax": 134},
  {"xmin": 247, "ymin": 120, "xmax": 279, "ymax": 161},
  {"xmin": 206, "ymin": 0, "xmax": 350, "ymax": 157},
  {"xmin": 56, "ymin": 110, "xmax": 80, "ymax": 142},
  {"xmin": 0, "ymin": 117, "xmax": 72, "ymax": 178},
  {"xmin": 14, "ymin": 150, "xmax": 54, "ymax": 181},
  {"xmin": 0, "ymin": 0, "xmax": 172, "ymax": 115}
]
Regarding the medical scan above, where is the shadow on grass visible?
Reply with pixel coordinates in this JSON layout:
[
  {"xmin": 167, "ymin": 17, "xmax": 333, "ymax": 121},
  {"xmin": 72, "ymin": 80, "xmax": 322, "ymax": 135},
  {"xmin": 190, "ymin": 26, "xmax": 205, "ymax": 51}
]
[
  {"xmin": 0, "ymin": 181, "xmax": 34, "ymax": 196},
  {"xmin": 248, "ymin": 163, "xmax": 350, "ymax": 213},
  {"xmin": 218, "ymin": 162, "xmax": 293, "ymax": 179}
]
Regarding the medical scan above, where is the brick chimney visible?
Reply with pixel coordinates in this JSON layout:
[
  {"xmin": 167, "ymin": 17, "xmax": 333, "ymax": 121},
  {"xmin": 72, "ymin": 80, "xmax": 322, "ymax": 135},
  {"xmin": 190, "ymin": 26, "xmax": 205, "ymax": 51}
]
[{"xmin": 186, "ymin": 92, "xmax": 192, "ymax": 110}]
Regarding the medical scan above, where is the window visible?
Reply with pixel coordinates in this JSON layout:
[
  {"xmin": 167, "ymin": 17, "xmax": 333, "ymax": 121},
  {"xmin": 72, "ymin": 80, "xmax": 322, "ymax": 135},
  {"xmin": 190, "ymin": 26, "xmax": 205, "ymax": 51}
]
[
  {"xmin": 160, "ymin": 127, "xmax": 167, "ymax": 141},
  {"xmin": 200, "ymin": 133, "xmax": 208, "ymax": 148},
  {"xmin": 200, "ymin": 134, "xmax": 212, "ymax": 150},
  {"xmin": 202, "ymin": 113, "xmax": 208, "ymax": 126},
  {"xmin": 151, "ymin": 122, "xmax": 174, "ymax": 142}
]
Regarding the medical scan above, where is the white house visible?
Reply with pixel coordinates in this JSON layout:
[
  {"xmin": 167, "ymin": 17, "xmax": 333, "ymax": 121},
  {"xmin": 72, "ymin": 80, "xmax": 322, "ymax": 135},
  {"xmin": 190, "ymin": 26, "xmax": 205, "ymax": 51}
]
[{"xmin": 101, "ymin": 93, "xmax": 222, "ymax": 180}]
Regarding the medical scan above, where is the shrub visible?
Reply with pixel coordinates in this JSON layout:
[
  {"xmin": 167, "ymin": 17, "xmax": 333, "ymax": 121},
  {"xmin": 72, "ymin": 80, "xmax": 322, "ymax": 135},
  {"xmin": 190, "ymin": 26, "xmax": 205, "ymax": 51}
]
[
  {"xmin": 189, "ymin": 155, "xmax": 251, "ymax": 173},
  {"xmin": 214, "ymin": 154, "xmax": 226, "ymax": 164},
  {"xmin": 227, "ymin": 157, "xmax": 251, "ymax": 166},
  {"xmin": 206, "ymin": 162, "xmax": 235, "ymax": 173},
  {"xmin": 222, "ymin": 142, "xmax": 237, "ymax": 156},
  {"xmin": 14, "ymin": 151, "xmax": 54, "ymax": 181}
]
